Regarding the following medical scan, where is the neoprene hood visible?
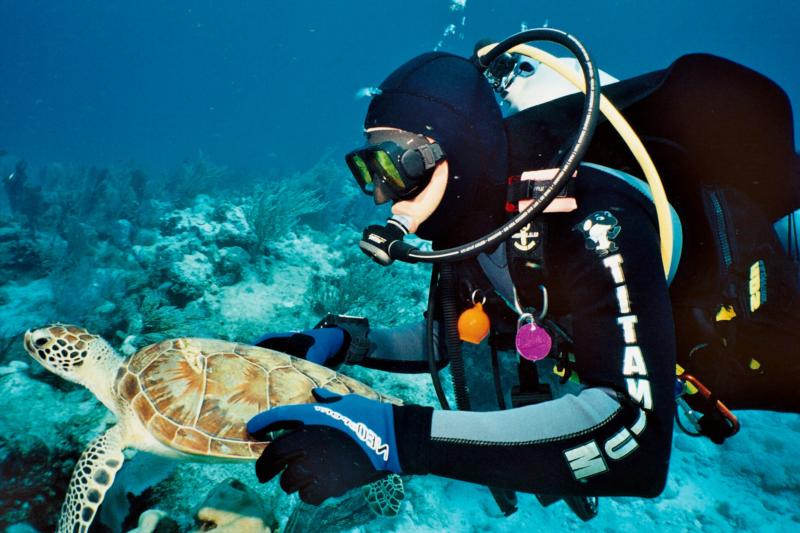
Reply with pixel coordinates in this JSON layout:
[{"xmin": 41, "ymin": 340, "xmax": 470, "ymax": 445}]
[{"xmin": 365, "ymin": 52, "xmax": 509, "ymax": 245}]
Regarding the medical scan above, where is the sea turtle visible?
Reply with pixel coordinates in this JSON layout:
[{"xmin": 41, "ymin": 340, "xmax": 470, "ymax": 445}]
[{"xmin": 23, "ymin": 324, "xmax": 405, "ymax": 533}]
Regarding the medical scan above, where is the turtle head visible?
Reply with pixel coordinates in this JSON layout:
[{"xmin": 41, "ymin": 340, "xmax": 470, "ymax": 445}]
[{"xmin": 24, "ymin": 324, "xmax": 119, "ymax": 386}]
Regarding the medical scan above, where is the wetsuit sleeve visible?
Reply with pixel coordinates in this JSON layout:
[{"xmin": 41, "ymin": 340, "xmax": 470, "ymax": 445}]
[
  {"xmin": 393, "ymin": 169, "xmax": 676, "ymax": 497},
  {"xmin": 356, "ymin": 321, "xmax": 447, "ymax": 373}
]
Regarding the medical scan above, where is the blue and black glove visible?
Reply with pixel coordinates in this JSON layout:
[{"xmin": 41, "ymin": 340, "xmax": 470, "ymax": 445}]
[
  {"xmin": 247, "ymin": 388, "xmax": 404, "ymax": 505},
  {"xmin": 253, "ymin": 328, "xmax": 346, "ymax": 366},
  {"xmin": 252, "ymin": 314, "xmax": 372, "ymax": 367}
]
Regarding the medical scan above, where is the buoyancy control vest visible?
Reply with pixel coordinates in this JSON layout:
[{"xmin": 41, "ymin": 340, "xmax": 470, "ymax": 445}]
[{"xmin": 502, "ymin": 53, "xmax": 800, "ymax": 418}]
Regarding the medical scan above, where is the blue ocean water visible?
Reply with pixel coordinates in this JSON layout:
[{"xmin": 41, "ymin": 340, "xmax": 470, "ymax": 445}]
[
  {"xmin": 1, "ymin": 0, "xmax": 798, "ymax": 174},
  {"xmin": 1, "ymin": 1, "xmax": 799, "ymax": 532}
]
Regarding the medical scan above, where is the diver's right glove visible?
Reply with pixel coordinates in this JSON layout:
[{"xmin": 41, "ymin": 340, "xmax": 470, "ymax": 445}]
[
  {"xmin": 252, "ymin": 314, "xmax": 371, "ymax": 367},
  {"xmin": 248, "ymin": 388, "xmax": 402, "ymax": 504},
  {"xmin": 249, "ymin": 388, "xmax": 435, "ymax": 506}
]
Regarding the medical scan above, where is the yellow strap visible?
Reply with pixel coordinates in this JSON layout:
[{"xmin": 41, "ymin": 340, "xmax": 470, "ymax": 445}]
[
  {"xmin": 552, "ymin": 364, "xmax": 581, "ymax": 384},
  {"xmin": 715, "ymin": 305, "xmax": 737, "ymax": 321}
]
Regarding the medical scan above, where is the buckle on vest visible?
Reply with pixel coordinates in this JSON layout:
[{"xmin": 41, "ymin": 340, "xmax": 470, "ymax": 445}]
[{"xmin": 506, "ymin": 168, "xmax": 578, "ymax": 214}]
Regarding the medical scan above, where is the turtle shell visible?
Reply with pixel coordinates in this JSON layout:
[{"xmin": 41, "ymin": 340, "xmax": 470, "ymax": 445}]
[{"xmin": 115, "ymin": 338, "xmax": 399, "ymax": 459}]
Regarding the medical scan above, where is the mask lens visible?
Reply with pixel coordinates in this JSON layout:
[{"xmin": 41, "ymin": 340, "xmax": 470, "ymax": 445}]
[
  {"xmin": 373, "ymin": 150, "xmax": 406, "ymax": 190},
  {"xmin": 352, "ymin": 154, "xmax": 374, "ymax": 193},
  {"xmin": 347, "ymin": 152, "xmax": 375, "ymax": 194}
]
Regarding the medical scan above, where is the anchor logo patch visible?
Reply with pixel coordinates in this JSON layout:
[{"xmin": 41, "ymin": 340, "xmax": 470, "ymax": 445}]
[{"xmin": 513, "ymin": 223, "xmax": 540, "ymax": 252}]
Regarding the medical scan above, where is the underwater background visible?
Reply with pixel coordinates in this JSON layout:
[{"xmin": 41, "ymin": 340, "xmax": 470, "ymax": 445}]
[{"xmin": 1, "ymin": 1, "xmax": 799, "ymax": 532}]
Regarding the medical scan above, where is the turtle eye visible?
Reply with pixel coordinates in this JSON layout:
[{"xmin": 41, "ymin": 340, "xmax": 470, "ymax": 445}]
[{"xmin": 35, "ymin": 338, "xmax": 47, "ymax": 347}]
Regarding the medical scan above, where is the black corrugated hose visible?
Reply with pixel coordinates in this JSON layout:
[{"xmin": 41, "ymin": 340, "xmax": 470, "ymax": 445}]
[
  {"xmin": 432, "ymin": 263, "xmax": 518, "ymax": 515},
  {"xmin": 425, "ymin": 263, "xmax": 450, "ymax": 410},
  {"xmin": 439, "ymin": 262, "xmax": 471, "ymax": 411}
]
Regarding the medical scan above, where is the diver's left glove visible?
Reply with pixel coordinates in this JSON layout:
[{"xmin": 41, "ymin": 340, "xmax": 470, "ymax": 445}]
[
  {"xmin": 253, "ymin": 327, "xmax": 345, "ymax": 366},
  {"xmin": 252, "ymin": 315, "xmax": 372, "ymax": 367},
  {"xmin": 247, "ymin": 388, "xmax": 429, "ymax": 505}
]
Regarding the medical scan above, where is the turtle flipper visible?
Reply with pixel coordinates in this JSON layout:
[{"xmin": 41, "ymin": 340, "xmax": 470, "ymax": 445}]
[
  {"xmin": 362, "ymin": 474, "xmax": 405, "ymax": 517},
  {"xmin": 284, "ymin": 475, "xmax": 406, "ymax": 531},
  {"xmin": 58, "ymin": 425, "xmax": 126, "ymax": 533}
]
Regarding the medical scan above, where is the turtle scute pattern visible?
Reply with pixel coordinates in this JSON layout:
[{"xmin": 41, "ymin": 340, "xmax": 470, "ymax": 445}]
[
  {"xmin": 118, "ymin": 338, "xmax": 398, "ymax": 459},
  {"xmin": 363, "ymin": 474, "xmax": 406, "ymax": 517}
]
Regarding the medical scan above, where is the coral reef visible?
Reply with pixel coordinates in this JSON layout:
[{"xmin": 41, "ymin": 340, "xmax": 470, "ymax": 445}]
[
  {"xmin": 126, "ymin": 509, "xmax": 179, "ymax": 533},
  {"xmin": 0, "ymin": 365, "xmax": 110, "ymax": 532},
  {"xmin": 0, "ymin": 155, "xmax": 428, "ymax": 531},
  {"xmin": 243, "ymin": 181, "xmax": 326, "ymax": 258},
  {"xmin": 190, "ymin": 478, "xmax": 272, "ymax": 533}
]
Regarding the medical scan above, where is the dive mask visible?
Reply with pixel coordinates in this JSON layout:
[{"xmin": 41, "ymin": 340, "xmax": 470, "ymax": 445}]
[{"xmin": 345, "ymin": 130, "xmax": 445, "ymax": 203}]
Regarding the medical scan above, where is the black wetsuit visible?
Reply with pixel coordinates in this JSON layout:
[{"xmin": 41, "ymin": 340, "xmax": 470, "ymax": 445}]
[
  {"xmin": 355, "ymin": 164, "xmax": 676, "ymax": 497},
  {"xmin": 334, "ymin": 52, "xmax": 798, "ymax": 498}
]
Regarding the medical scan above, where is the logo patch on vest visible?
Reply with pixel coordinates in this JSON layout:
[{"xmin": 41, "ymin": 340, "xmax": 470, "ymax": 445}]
[
  {"xmin": 512, "ymin": 222, "xmax": 540, "ymax": 252},
  {"xmin": 574, "ymin": 211, "xmax": 621, "ymax": 257}
]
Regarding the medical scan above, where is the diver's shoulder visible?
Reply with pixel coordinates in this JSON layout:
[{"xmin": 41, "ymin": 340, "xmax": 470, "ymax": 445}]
[{"xmin": 575, "ymin": 163, "xmax": 653, "ymax": 203}]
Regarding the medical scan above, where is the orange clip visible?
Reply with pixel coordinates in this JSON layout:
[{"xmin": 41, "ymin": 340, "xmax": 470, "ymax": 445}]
[{"xmin": 679, "ymin": 373, "xmax": 740, "ymax": 436}]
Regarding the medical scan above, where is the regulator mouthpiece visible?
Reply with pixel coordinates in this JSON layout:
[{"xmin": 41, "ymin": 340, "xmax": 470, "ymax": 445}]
[{"xmin": 359, "ymin": 216, "xmax": 419, "ymax": 266}]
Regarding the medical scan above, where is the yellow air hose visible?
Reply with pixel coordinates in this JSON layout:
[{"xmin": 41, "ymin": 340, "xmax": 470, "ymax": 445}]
[{"xmin": 479, "ymin": 43, "xmax": 675, "ymax": 279}]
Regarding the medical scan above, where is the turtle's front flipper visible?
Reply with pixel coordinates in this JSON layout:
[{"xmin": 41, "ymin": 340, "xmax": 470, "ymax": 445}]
[
  {"xmin": 284, "ymin": 475, "xmax": 406, "ymax": 532},
  {"xmin": 58, "ymin": 425, "xmax": 126, "ymax": 533}
]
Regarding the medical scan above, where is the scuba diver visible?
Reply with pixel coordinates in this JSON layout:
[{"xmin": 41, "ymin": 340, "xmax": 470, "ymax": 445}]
[
  {"xmin": 4, "ymin": 159, "xmax": 30, "ymax": 214},
  {"xmin": 247, "ymin": 28, "xmax": 800, "ymax": 518},
  {"xmin": 3, "ymin": 159, "xmax": 43, "ymax": 228}
]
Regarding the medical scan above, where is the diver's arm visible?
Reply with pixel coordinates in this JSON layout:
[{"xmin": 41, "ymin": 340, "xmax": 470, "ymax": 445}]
[
  {"xmin": 395, "ymin": 171, "xmax": 675, "ymax": 496},
  {"xmin": 253, "ymin": 318, "xmax": 443, "ymax": 372},
  {"xmin": 395, "ymin": 387, "xmax": 657, "ymax": 495},
  {"xmin": 356, "ymin": 321, "xmax": 447, "ymax": 373},
  {"xmin": 259, "ymin": 315, "xmax": 444, "ymax": 372}
]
